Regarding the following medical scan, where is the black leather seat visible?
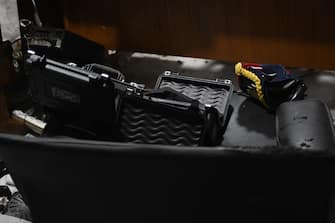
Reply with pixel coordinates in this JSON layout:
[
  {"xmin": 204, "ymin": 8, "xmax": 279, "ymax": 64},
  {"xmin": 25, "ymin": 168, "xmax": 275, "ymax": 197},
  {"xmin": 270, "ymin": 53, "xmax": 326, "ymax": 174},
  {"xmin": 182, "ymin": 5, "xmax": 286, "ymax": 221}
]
[{"xmin": 0, "ymin": 134, "xmax": 333, "ymax": 223}]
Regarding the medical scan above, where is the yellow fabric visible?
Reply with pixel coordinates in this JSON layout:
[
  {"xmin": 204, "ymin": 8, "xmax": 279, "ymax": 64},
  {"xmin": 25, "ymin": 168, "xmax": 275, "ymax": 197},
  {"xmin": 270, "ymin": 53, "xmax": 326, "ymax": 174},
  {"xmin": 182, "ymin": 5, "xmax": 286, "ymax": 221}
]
[{"xmin": 235, "ymin": 63, "xmax": 268, "ymax": 107}]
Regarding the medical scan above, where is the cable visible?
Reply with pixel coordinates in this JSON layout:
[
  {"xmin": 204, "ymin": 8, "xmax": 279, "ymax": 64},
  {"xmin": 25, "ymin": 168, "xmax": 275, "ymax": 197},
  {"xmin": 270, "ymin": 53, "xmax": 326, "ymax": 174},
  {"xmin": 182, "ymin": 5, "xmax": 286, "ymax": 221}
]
[{"xmin": 31, "ymin": 0, "xmax": 43, "ymax": 27}]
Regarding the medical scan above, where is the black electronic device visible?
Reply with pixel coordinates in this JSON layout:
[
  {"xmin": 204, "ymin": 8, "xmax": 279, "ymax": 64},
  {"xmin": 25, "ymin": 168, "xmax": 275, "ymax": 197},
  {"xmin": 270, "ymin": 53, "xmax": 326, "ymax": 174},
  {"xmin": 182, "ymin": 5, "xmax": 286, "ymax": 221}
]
[
  {"xmin": 24, "ymin": 54, "xmax": 123, "ymax": 140},
  {"xmin": 21, "ymin": 22, "xmax": 105, "ymax": 65}
]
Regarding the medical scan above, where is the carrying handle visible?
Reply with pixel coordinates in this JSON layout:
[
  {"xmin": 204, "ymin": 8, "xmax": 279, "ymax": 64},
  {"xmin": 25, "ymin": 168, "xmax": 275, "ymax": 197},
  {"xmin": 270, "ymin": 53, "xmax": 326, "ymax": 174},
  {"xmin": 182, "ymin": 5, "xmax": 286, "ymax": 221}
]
[
  {"xmin": 144, "ymin": 87, "xmax": 203, "ymax": 111},
  {"xmin": 84, "ymin": 63, "xmax": 125, "ymax": 81},
  {"xmin": 31, "ymin": 0, "xmax": 43, "ymax": 27}
]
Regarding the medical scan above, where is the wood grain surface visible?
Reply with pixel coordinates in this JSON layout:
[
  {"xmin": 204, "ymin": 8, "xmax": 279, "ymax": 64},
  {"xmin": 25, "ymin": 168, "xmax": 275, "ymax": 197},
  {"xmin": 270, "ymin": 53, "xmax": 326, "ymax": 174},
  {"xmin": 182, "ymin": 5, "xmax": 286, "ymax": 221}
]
[{"xmin": 64, "ymin": 0, "xmax": 335, "ymax": 69}]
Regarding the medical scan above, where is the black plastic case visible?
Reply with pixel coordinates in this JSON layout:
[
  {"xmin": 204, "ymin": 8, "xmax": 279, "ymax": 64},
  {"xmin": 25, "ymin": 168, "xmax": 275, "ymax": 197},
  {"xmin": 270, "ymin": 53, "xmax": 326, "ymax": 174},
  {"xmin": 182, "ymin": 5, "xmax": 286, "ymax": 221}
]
[
  {"xmin": 155, "ymin": 71, "xmax": 233, "ymax": 125},
  {"xmin": 115, "ymin": 95, "xmax": 206, "ymax": 146},
  {"xmin": 25, "ymin": 54, "xmax": 124, "ymax": 140},
  {"xmin": 114, "ymin": 72, "xmax": 233, "ymax": 146}
]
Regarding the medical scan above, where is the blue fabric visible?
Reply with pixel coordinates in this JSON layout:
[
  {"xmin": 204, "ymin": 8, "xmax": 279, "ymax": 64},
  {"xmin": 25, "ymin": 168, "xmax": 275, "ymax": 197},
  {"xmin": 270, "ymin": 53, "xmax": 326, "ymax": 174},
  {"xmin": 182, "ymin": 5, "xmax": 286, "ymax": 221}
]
[{"xmin": 247, "ymin": 64, "xmax": 296, "ymax": 82}]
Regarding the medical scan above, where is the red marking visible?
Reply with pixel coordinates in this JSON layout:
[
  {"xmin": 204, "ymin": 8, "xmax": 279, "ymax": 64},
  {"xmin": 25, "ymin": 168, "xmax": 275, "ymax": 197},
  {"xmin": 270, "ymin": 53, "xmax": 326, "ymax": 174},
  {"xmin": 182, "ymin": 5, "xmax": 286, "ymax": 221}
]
[{"xmin": 242, "ymin": 63, "xmax": 262, "ymax": 70}]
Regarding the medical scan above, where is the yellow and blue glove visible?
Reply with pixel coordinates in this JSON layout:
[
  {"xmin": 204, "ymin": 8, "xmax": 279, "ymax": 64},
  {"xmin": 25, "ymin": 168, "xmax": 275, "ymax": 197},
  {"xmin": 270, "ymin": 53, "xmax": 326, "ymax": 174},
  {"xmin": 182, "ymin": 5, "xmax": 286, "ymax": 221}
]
[{"xmin": 235, "ymin": 62, "xmax": 307, "ymax": 110}]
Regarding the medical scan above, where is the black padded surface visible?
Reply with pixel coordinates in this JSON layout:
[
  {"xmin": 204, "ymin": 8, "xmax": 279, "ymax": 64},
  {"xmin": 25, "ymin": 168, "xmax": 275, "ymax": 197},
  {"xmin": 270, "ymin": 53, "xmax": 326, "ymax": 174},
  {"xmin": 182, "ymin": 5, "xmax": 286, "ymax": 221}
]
[
  {"xmin": 277, "ymin": 100, "xmax": 335, "ymax": 151},
  {"xmin": 0, "ymin": 134, "xmax": 333, "ymax": 223},
  {"xmin": 114, "ymin": 52, "xmax": 335, "ymax": 147}
]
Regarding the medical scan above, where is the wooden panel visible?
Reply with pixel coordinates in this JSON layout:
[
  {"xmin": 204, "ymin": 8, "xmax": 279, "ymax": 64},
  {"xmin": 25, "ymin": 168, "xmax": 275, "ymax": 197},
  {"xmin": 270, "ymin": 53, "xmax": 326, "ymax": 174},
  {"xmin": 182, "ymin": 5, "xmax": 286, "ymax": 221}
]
[{"xmin": 64, "ymin": 0, "xmax": 335, "ymax": 69}]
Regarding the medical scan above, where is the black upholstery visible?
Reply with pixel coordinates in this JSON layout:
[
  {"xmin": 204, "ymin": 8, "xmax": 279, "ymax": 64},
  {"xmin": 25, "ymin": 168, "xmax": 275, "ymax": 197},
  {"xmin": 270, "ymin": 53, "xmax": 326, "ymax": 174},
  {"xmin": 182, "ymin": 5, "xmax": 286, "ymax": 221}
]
[
  {"xmin": 277, "ymin": 100, "xmax": 335, "ymax": 151},
  {"xmin": 0, "ymin": 134, "xmax": 333, "ymax": 223}
]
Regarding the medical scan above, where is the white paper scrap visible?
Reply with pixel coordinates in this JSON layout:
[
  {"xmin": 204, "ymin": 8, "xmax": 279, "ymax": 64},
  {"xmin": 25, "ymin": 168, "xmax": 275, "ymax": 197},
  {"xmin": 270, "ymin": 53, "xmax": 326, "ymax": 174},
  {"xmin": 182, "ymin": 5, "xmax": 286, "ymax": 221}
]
[{"xmin": 0, "ymin": 0, "xmax": 20, "ymax": 42}]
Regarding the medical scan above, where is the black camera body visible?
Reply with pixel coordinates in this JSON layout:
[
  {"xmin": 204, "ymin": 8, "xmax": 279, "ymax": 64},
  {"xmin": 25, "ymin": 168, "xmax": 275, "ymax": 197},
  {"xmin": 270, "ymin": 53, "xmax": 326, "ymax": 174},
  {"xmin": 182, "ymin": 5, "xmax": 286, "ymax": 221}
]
[{"xmin": 25, "ymin": 54, "xmax": 122, "ymax": 140}]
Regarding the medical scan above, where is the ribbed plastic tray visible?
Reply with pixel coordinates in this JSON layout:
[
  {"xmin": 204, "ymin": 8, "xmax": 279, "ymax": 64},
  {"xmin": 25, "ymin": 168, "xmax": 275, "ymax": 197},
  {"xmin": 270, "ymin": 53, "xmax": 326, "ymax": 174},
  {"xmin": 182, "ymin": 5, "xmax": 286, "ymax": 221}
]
[
  {"xmin": 115, "ymin": 95, "xmax": 205, "ymax": 146},
  {"xmin": 155, "ymin": 71, "xmax": 233, "ymax": 124}
]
